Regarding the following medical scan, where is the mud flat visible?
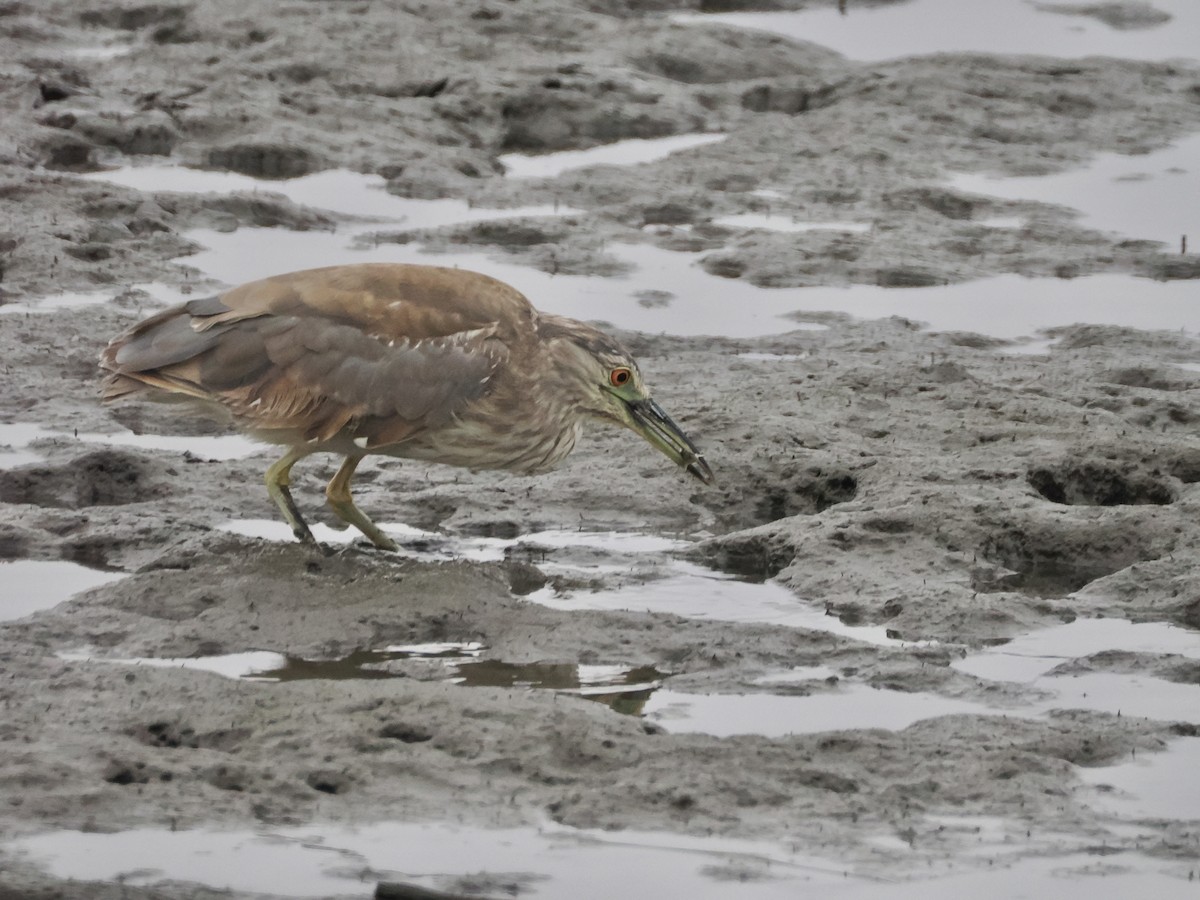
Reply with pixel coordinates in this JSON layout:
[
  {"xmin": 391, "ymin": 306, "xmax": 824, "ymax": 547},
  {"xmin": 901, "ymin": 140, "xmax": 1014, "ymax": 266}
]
[{"xmin": 1, "ymin": 0, "xmax": 1199, "ymax": 897}]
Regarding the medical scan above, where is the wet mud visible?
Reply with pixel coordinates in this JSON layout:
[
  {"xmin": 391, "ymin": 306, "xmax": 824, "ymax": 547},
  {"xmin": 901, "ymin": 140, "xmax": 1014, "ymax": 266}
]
[{"xmin": 1, "ymin": 0, "xmax": 1200, "ymax": 896}]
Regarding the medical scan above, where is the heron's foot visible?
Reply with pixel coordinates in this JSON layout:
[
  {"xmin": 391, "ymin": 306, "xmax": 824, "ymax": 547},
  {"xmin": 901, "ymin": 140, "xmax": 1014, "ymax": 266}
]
[
  {"xmin": 327, "ymin": 455, "xmax": 399, "ymax": 552},
  {"xmin": 352, "ymin": 530, "xmax": 400, "ymax": 553},
  {"xmin": 333, "ymin": 507, "xmax": 399, "ymax": 552}
]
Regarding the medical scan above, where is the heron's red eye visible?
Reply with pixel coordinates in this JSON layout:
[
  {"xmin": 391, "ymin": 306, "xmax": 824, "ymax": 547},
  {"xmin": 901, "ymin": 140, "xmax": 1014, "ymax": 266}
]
[{"xmin": 610, "ymin": 367, "xmax": 632, "ymax": 387}]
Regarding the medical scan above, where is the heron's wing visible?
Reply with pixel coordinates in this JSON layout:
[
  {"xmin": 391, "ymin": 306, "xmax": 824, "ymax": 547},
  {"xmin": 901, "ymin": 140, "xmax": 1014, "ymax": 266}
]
[
  {"xmin": 198, "ymin": 263, "xmax": 538, "ymax": 339},
  {"xmin": 100, "ymin": 264, "xmax": 520, "ymax": 446}
]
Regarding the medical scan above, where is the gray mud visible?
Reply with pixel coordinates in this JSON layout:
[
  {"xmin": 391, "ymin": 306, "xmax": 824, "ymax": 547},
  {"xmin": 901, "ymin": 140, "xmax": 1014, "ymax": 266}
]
[{"xmin": 2, "ymin": 0, "xmax": 1200, "ymax": 896}]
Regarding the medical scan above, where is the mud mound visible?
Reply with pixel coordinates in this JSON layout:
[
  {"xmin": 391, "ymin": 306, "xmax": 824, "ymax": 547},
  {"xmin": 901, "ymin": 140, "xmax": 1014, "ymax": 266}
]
[{"xmin": 0, "ymin": 448, "xmax": 172, "ymax": 509}]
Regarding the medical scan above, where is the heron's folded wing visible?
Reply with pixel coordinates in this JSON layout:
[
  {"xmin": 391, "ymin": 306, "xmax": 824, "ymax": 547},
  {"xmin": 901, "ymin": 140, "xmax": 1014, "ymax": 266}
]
[
  {"xmin": 106, "ymin": 309, "xmax": 504, "ymax": 444},
  {"xmin": 100, "ymin": 263, "xmax": 522, "ymax": 444}
]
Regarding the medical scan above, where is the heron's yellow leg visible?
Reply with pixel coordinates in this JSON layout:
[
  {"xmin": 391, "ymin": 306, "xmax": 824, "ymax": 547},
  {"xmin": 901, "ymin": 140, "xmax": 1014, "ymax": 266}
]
[
  {"xmin": 265, "ymin": 447, "xmax": 316, "ymax": 544},
  {"xmin": 326, "ymin": 455, "xmax": 398, "ymax": 551}
]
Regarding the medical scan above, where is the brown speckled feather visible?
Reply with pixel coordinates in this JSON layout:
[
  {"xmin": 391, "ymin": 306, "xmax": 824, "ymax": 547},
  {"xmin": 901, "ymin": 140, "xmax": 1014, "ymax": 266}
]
[{"xmin": 100, "ymin": 264, "xmax": 523, "ymax": 448}]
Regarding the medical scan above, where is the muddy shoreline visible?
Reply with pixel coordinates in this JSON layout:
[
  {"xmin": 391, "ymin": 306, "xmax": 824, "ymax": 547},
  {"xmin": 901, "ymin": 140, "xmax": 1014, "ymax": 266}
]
[{"xmin": 2, "ymin": 0, "xmax": 1200, "ymax": 896}]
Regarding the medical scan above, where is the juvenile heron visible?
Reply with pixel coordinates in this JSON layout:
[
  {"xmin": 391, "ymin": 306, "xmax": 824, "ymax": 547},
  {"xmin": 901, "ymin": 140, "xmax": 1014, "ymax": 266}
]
[{"xmin": 100, "ymin": 263, "xmax": 713, "ymax": 550}]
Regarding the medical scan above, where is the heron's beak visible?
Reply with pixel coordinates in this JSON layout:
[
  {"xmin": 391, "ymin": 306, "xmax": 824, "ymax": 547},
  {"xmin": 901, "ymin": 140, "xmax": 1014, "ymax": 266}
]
[{"xmin": 625, "ymin": 398, "xmax": 715, "ymax": 485}]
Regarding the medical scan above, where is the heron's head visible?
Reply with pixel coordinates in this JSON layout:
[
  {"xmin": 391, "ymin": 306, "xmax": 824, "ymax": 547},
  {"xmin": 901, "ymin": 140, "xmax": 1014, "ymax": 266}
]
[{"xmin": 541, "ymin": 317, "xmax": 715, "ymax": 485}]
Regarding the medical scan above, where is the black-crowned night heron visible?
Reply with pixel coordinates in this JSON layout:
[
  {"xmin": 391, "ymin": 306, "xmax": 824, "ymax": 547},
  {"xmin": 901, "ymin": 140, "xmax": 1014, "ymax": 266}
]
[{"xmin": 100, "ymin": 263, "xmax": 714, "ymax": 550}]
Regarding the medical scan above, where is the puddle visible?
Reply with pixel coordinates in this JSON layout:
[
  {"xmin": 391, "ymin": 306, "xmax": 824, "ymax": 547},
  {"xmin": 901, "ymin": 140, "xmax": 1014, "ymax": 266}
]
[
  {"xmin": 0, "ymin": 290, "xmax": 123, "ymax": 316},
  {"xmin": 60, "ymin": 643, "xmax": 484, "ymax": 681},
  {"xmin": 1078, "ymin": 737, "xmax": 1200, "ymax": 820},
  {"xmin": 953, "ymin": 618, "xmax": 1200, "ymax": 682},
  {"xmin": 641, "ymin": 663, "xmax": 1198, "ymax": 738},
  {"xmin": 0, "ymin": 282, "xmax": 199, "ymax": 315},
  {"xmin": 61, "ymin": 645, "xmax": 662, "ymax": 713},
  {"xmin": 218, "ymin": 519, "xmax": 688, "ymax": 564},
  {"xmin": 711, "ymin": 214, "xmax": 872, "ymax": 233},
  {"xmin": 259, "ymin": 643, "xmax": 488, "ymax": 681},
  {"xmin": 81, "ymin": 166, "xmax": 579, "ymax": 226},
  {"xmin": 180, "ymin": 225, "xmax": 1200, "ymax": 339},
  {"xmin": 60, "ymin": 649, "xmax": 292, "ymax": 679},
  {"xmin": 529, "ymin": 558, "xmax": 918, "ymax": 647},
  {"xmin": 6, "ymin": 820, "xmax": 860, "ymax": 899},
  {"xmin": 498, "ymin": 133, "xmax": 726, "ymax": 178},
  {"xmin": 0, "ymin": 448, "xmax": 44, "ymax": 468},
  {"xmin": 0, "ymin": 422, "xmax": 265, "ymax": 462},
  {"xmin": 0, "ymin": 561, "xmax": 126, "ymax": 622},
  {"xmin": 648, "ymin": 614, "xmax": 1200, "ymax": 737},
  {"xmin": 944, "ymin": 617, "xmax": 1200, "ymax": 723},
  {"xmin": 676, "ymin": 0, "xmax": 1200, "ymax": 62},
  {"xmin": 643, "ymin": 684, "xmax": 999, "ymax": 736},
  {"xmin": 450, "ymin": 661, "xmax": 662, "ymax": 713},
  {"xmin": 8, "ymin": 822, "xmax": 1198, "ymax": 899},
  {"xmin": 952, "ymin": 132, "xmax": 1200, "ymax": 248}
]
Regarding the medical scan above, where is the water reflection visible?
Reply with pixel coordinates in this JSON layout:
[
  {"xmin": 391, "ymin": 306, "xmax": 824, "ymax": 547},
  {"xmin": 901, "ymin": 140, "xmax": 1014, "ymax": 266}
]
[{"xmin": 256, "ymin": 653, "xmax": 663, "ymax": 715}]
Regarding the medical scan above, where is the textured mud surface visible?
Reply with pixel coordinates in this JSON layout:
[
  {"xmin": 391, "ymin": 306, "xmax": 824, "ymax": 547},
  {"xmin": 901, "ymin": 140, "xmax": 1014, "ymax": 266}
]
[{"xmin": 1, "ymin": 0, "xmax": 1200, "ymax": 896}]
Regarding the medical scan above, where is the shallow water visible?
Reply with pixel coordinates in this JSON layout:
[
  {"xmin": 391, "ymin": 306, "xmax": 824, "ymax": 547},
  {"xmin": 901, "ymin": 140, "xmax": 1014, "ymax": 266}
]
[
  {"xmin": 0, "ymin": 422, "xmax": 265, "ymax": 462},
  {"xmin": 218, "ymin": 519, "xmax": 688, "ymax": 563},
  {"xmin": 528, "ymin": 559, "xmax": 913, "ymax": 646},
  {"xmin": 0, "ymin": 560, "xmax": 126, "ymax": 621},
  {"xmin": 1, "ymin": 281, "xmax": 193, "ymax": 315},
  {"xmin": 6, "ymin": 820, "xmax": 855, "ymax": 899},
  {"xmin": 7, "ymin": 821, "xmax": 1197, "ymax": 899},
  {"xmin": 677, "ymin": 0, "xmax": 1200, "ymax": 62},
  {"xmin": 0, "ymin": 290, "xmax": 123, "ymax": 315},
  {"xmin": 79, "ymin": 166, "xmax": 580, "ymax": 224},
  {"xmin": 0, "ymin": 448, "xmax": 43, "ymax": 468},
  {"xmin": 498, "ymin": 133, "xmax": 727, "ymax": 178},
  {"xmin": 56, "ymin": 162, "xmax": 1200, "ymax": 340},
  {"xmin": 643, "ymin": 684, "xmax": 1000, "ymax": 736},
  {"xmin": 953, "ymin": 618, "xmax": 1200, "ymax": 682},
  {"xmin": 648, "ymin": 665, "xmax": 1200, "ymax": 738},
  {"xmin": 1078, "ymin": 738, "xmax": 1200, "ymax": 821},
  {"xmin": 711, "ymin": 213, "xmax": 872, "ymax": 233},
  {"xmin": 952, "ymin": 132, "xmax": 1200, "ymax": 248},
  {"xmin": 59, "ymin": 642, "xmax": 490, "ymax": 679},
  {"xmin": 179, "ymin": 225, "xmax": 1200, "ymax": 339},
  {"xmin": 638, "ymin": 612, "xmax": 1200, "ymax": 736},
  {"xmin": 60, "ymin": 619, "xmax": 660, "ymax": 709}
]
